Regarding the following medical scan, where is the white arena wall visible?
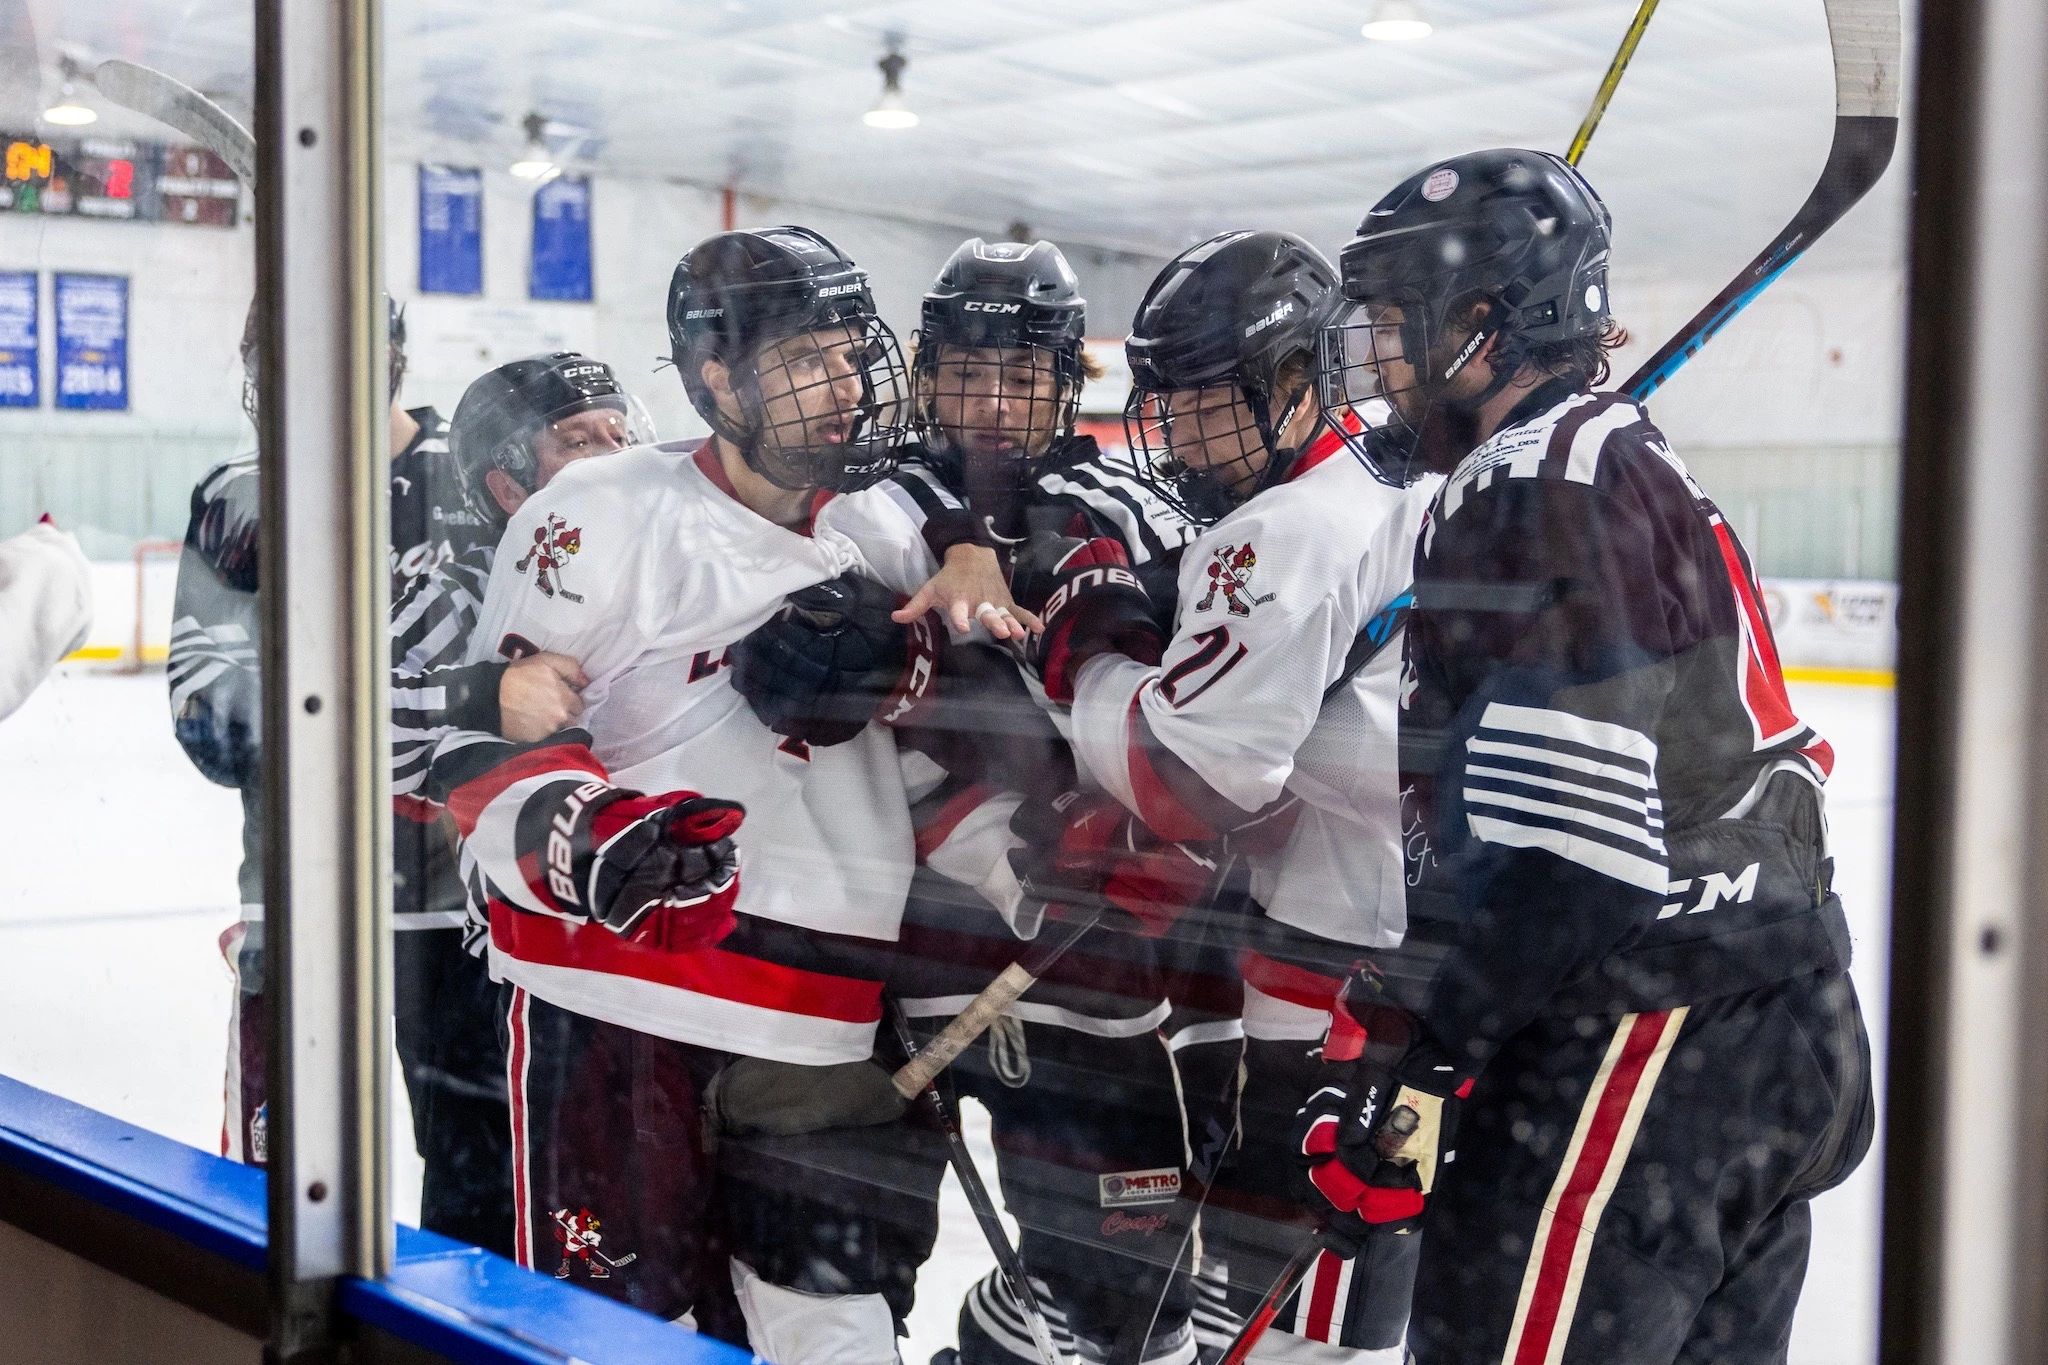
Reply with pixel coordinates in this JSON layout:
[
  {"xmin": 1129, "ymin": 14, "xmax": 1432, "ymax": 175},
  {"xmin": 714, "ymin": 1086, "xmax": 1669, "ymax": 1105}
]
[{"xmin": 5, "ymin": 155, "xmax": 1907, "ymax": 644}]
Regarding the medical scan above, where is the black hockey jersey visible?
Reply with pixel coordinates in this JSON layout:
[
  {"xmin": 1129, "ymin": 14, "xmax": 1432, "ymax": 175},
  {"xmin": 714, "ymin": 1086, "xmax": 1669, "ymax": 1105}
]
[
  {"xmin": 168, "ymin": 407, "xmax": 464, "ymax": 905},
  {"xmin": 389, "ymin": 408, "xmax": 487, "ymax": 592},
  {"xmin": 846, "ymin": 435, "xmax": 1207, "ymax": 1031},
  {"xmin": 891, "ymin": 434, "xmax": 1200, "ymax": 612},
  {"xmin": 1402, "ymin": 381, "xmax": 1849, "ymax": 1070}
]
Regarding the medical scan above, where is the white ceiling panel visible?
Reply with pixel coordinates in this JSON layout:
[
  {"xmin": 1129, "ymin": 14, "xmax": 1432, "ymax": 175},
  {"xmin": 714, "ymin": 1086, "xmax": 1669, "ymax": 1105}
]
[{"xmin": 19, "ymin": 0, "xmax": 1914, "ymax": 273}]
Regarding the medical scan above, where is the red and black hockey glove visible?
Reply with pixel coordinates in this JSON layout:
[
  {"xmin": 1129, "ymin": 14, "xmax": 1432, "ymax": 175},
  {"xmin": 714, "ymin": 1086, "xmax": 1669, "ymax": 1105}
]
[
  {"xmin": 1009, "ymin": 534, "xmax": 1163, "ymax": 704},
  {"xmin": 1007, "ymin": 790, "xmax": 1217, "ymax": 939},
  {"xmin": 1290, "ymin": 966, "xmax": 1472, "ymax": 1255},
  {"xmin": 581, "ymin": 791, "xmax": 745, "ymax": 952}
]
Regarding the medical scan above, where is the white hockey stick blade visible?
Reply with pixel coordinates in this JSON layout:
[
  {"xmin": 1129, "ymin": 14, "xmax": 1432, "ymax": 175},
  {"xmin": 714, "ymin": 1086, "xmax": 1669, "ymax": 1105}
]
[
  {"xmin": 90, "ymin": 59, "xmax": 255, "ymax": 186},
  {"xmin": 1625, "ymin": 0, "xmax": 1902, "ymax": 399}
]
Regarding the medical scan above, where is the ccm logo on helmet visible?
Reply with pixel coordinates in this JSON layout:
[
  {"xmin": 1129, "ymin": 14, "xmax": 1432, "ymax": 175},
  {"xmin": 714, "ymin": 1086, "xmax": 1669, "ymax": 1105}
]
[
  {"xmin": 1244, "ymin": 300, "xmax": 1294, "ymax": 338},
  {"xmin": 1045, "ymin": 566, "xmax": 1141, "ymax": 619},
  {"xmin": 963, "ymin": 300, "xmax": 1024, "ymax": 314}
]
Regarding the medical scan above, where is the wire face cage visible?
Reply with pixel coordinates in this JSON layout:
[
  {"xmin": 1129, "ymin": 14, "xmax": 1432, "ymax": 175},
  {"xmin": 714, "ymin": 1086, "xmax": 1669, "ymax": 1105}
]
[
  {"xmin": 1318, "ymin": 301, "xmax": 1436, "ymax": 485},
  {"xmin": 916, "ymin": 339, "xmax": 1079, "ymax": 488},
  {"xmin": 1126, "ymin": 381, "xmax": 1278, "ymax": 526},
  {"xmin": 737, "ymin": 315, "xmax": 912, "ymax": 493}
]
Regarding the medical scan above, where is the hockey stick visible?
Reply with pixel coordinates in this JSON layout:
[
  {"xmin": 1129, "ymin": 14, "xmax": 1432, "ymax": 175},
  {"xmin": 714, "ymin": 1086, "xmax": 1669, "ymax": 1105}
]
[
  {"xmin": 1218, "ymin": 1235, "xmax": 1326, "ymax": 1365},
  {"xmin": 89, "ymin": 58, "xmax": 255, "ymax": 185},
  {"xmin": 1209, "ymin": 1019, "xmax": 1424, "ymax": 1362},
  {"xmin": 1565, "ymin": 0, "xmax": 1662, "ymax": 167},
  {"xmin": 892, "ymin": 904, "xmax": 1104, "ymax": 1099},
  {"xmin": 1322, "ymin": 589, "xmax": 1415, "ymax": 707},
  {"xmin": 886, "ymin": 1000, "xmax": 1067, "ymax": 1365},
  {"xmin": 1622, "ymin": 0, "xmax": 1901, "ymax": 399}
]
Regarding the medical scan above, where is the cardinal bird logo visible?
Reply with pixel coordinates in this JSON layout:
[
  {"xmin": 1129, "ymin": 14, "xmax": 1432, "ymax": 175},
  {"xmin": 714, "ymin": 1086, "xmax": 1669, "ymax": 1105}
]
[
  {"xmin": 551, "ymin": 1207, "xmax": 637, "ymax": 1280},
  {"xmin": 515, "ymin": 513, "xmax": 585, "ymax": 603},
  {"xmin": 1196, "ymin": 542, "xmax": 1273, "ymax": 617}
]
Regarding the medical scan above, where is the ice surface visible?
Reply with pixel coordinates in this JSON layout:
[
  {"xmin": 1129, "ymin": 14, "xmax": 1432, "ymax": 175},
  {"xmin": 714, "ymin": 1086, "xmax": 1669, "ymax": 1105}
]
[{"xmin": 0, "ymin": 669, "xmax": 1892, "ymax": 1363}]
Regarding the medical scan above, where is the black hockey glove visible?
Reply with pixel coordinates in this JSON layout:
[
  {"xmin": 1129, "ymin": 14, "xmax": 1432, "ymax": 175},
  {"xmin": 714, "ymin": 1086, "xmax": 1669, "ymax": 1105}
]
[
  {"xmin": 578, "ymin": 790, "xmax": 746, "ymax": 953},
  {"xmin": 1290, "ymin": 966, "xmax": 1471, "ymax": 1254},
  {"xmin": 1008, "ymin": 534, "xmax": 1162, "ymax": 704},
  {"xmin": 1007, "ymin": 790, "xmax": 1218, "ymax": 939},
  {"xmin": 732, "ymin": 573, "xmax": 941, "ymax": 746}
]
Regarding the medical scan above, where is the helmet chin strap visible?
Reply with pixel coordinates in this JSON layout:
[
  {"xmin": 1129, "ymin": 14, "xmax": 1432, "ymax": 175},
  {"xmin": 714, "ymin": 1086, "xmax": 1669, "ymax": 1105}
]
[
  {"xmin": 1433, "ymin": 299, "xmax": 1518, "ymax": 415},
  {"xmin": 1246, "ymin": 374, "xmax": 1327, "ymax": 494},
  {"xmin": 1386, "ymin": 299, "xmax": 1515, "ymax": 476}
]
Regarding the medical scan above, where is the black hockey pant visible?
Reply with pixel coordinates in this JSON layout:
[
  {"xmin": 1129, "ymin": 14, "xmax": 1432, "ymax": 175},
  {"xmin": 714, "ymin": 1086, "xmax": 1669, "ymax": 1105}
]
[
  {"xmin": 501, "ymin": 984, "xmax": 943, "ymax": 1360},
  {"xmin": 394, "ymin": 926, "xmax": 514, "ymax": 1257},
  {"xmin": 1408, "ymin": 968, "xmax": 1874, "ymax": 1365},
  {"xmin": 908, "ymin": 1016, "xmax": 1199, "ymax": 1365},
  {"xmin": 221, "ymin": 920, "xmax": 515, "ymax": 1258}
]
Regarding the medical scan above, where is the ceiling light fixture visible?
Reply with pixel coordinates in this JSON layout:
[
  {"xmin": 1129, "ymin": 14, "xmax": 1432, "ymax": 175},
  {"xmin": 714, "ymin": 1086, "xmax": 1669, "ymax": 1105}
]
[
  {"xmin": 43, "ymin": 56, "xmax": 97, "ymax": 127},
  {"xmin": 863, "ymin": 44, "xmax": 918, "ymax": 130},
  {"xmin": 509, "ymin": 111, "xmax": 562, "ymax": 182},
  {"xmin": 1361, "ymin": 0, "xmax": 1433, "ymax": 42}
]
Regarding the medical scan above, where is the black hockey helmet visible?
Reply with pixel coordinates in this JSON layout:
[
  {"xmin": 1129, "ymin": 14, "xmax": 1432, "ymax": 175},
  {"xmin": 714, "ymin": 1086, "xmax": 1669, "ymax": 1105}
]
[
  {"xmin": 388, "ymin": 296, "xmax": 409, "ymax": 400},
  {"xmin": 1320, "ymin": 148, "xmax": 1612, "ymax": 480},
  {"xmin": 450, "ymin": 352, "xmax": 640, "ymax": 529},
  {"xmin": 915, "ymin": 237, "xmax": 1088, "ymax": 471},
  {"xmin": 239, "ymin": 294, "xmax": 408, "ymax": 424},
  {"xmin": 667, "ymin": 225, "xmax": 909, "ymax": 493},
  {"xmin": 1124, "ymin": 229, "xmax": 1340, "ymax": 525}
]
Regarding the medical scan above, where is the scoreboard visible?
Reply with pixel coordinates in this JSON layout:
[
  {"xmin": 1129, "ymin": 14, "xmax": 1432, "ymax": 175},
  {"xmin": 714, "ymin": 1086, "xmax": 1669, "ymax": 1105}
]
[{"xmin": 2, "ymin": 132, "xmax": 238, "ymax": 227}]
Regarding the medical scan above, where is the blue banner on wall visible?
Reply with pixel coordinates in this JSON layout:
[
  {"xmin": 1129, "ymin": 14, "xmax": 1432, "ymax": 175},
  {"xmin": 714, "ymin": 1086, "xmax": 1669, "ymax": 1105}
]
[
  {"xmin": 529, "ymin": 175, "xmax": 593, "ymax": 302},
  {"xmin": 54, "ymin": 272, "xmax": 127, "ymax": 411},
  {"xmin": 0, "ymin": 271, "xmax": 36, "ymax": 408},
  {"xmin": 418, "ymin": 164, "xmax": 483, "ymax": 296}
]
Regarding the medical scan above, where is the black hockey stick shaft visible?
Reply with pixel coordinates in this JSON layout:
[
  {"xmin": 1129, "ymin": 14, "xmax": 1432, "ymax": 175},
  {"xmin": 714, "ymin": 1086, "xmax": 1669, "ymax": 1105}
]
[
  {"xmin": 1112, "ymin": 1068, "xmax": 1244, "ymax": 1365},
  {"xmin": 1624, "ymin": 0, "xmax": 1901, "ymax": 399},
  {"xmin": 886, "ymin": 1001, "xmax": 1065, "ymax": 1365}
]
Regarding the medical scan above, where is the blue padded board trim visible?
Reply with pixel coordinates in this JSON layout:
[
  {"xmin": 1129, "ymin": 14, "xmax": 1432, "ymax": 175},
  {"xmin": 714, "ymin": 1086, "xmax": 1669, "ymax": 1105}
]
[{"xmin": 0, "ymin": 1075, "xmax": 748, "ymax": 1363}]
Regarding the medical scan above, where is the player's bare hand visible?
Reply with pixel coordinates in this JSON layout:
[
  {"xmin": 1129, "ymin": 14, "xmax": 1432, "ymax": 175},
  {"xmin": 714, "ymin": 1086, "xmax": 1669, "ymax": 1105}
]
[
  {"xmin": 893, "ymin": 544, "xmax": 1042, "ymax": 641},
  {"xmin": 499, "ymin": 651, "xmax": 588, "ymax": 742}
]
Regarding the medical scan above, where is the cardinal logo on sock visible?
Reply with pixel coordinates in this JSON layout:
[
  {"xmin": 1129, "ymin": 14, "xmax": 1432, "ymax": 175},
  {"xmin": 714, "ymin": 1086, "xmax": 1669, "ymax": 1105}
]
[
  {"xmin": 1196, "ymin": 542, "xmax": 1273, "ymax": 617},
  {"xmin": 551, "ymin": 1207, "xmax": 636, "ymax": 1280},
  {"xmin": 516, "ymin": 514, "xmax": 585, "ymax": 603}
]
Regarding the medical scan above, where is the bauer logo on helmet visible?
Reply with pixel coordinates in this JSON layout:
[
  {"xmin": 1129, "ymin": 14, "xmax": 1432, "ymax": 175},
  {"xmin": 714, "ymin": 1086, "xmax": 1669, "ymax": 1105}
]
[{"xmin": 1244, "ymin": 300, "xmax": 1295, "ymax": 338}]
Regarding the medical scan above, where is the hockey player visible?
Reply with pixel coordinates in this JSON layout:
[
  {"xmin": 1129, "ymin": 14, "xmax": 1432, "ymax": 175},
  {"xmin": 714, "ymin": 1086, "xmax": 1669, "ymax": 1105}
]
[
  {"xmin": 1297, "ymin": 148, "xmax": 1873, "ymax": 1363},
  {"xmin": 0, "ymin": 516, "xmax": 91, "ymax": 722},
  {"xmin": 1008, "ymin": 229, "xmax": 1439, "ymax": 1364},
  {"xmin": 430, "ymin": 225, "xmax": 1024, "ymax": 1361},
  {"xmin": 383, "ymin": 351, "xmax": 643, "ymax": 1255},
  {"xmin": 386, "ymin": 303, "xmax": 493, "ymax": 590},
  {"xmin": 170, "ymin": 297, "xmax": 473, "ymax": 1166},
  {"xmin": 737, "ymin": 236, "xmax": 1219, "ymax": 1365}
]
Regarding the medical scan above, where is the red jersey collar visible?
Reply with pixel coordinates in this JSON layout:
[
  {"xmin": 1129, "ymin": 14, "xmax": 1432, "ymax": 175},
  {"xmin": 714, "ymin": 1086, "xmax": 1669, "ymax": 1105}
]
[
  {"xmin": 692, "ymin": 442, "xmax": 835, "ymax": 536},
  {"xmin": 1284, "ymin": 417, "xmax": 1353, "ymax": 484}
]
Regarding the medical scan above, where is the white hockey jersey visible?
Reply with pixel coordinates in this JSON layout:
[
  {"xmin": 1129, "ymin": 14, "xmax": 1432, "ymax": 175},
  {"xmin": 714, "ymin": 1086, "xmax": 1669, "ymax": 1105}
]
[
  {"xmin": 1068, "ymin": 437, "xmax": 1439, "ymax": 956},
  {"xmin": 460, "ymin": 438, "xmax": 978, "ymax": 1064}
]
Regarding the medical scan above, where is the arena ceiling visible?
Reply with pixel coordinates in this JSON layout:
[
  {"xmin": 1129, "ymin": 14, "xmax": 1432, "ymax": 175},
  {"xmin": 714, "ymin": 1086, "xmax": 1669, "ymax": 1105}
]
[{"xmin": 7, "ymin": 0, "xmax": 1912, "ymax": 275}]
